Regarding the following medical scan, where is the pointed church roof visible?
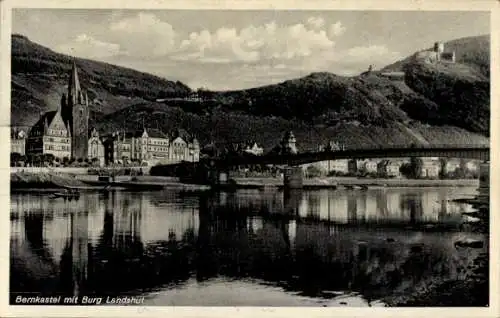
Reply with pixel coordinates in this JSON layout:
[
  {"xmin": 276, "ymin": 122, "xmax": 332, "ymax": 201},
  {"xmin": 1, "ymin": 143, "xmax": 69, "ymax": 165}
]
[
  {"xmin": 30, "ymin": 111, "xmax": 57, "ymax": 135},
  {"xmin": 68, "ymin": 60, "xmax": 82, "ymax": 104}
]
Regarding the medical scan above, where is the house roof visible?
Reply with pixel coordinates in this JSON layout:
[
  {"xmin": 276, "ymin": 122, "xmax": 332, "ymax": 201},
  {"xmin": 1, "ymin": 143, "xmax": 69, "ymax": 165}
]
[
  {"xmin": 172, "ymin": 128, "xmax": 199, "ymax": 143},
  {"xmin": 30, "ymin": 111, "xmax": 62, "ymax": 135},
  {"xmin": 172, "ymin": 128, "xmax": 191, "ymax": 140},
  {"xmin": 145, "ymin": 128, "xmax": 168, "ymax": 139}
]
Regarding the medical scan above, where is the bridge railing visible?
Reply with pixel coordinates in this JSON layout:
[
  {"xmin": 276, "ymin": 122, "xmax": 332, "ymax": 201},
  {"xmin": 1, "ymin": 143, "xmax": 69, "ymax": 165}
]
[
  {"xmin": 336, "ymin": 144, "xmax": 490, "ymax": 151},
  {"xmin": 208, "ymin": 143, "xmax": 489, "ymax": 162}
]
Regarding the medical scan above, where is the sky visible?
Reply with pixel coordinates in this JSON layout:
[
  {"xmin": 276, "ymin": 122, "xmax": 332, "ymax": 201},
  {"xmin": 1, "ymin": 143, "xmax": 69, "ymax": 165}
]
[{"xmin": 12, "ymin": 9, "xmax": 490, "ymax": 91}]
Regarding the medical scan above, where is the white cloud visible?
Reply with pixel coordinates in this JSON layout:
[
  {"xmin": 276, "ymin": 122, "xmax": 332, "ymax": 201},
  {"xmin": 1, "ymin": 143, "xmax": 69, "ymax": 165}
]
[
  {"xmin": 328, "ymin": 21, "xmax": 346, "ymax": 38},
  {"xmin": 109, "ymin": 12, "xmax": 177, "ymax": 56},
  {"xmin": 57, "ymin": 34, "xmax": 121, "ymax": 59},
  {"xmin": 307, "ymin": 17, "xmax": 325, "ymax": 29},
  {"xmin": 58, "ymin": 13, "xmax": 346, "ymax": 67},
  {"xmin": 53, "ymin": 13, "xmax": 402, "ymax": 90},
  {"xmin": 172, "ymin": 20, "xmax": 336, "ymax": 64}
]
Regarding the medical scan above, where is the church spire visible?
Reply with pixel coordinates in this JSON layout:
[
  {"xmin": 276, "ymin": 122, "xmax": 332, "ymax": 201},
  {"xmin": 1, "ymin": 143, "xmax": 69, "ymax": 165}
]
[
  {"xmin": 68, "ymin": 59, "xmax": 82, "ymax": 106},
  {"xmin": 59, "ymin": 93, "xmax": 66, "ymax": 113}
]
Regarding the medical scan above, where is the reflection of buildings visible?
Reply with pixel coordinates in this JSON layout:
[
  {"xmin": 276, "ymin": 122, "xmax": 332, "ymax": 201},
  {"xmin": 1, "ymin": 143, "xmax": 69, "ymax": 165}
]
[
  {"xmin": 347, "ymin": 193, "xmax": 358, "ymax": 223},
  {"xmin": 10, "ymin": 185, "xmax": 479, "ymax": 299},
  {"xmin": 69, "ymin": 212, "xmax": 89, "ymax": 296},
  {"xmin": 114, "ymin": 194, "xmax": 142, "ymax": 250},
  {"xmin": 375, "ymin": 190, "xmax": 389, "ymax": 217}
]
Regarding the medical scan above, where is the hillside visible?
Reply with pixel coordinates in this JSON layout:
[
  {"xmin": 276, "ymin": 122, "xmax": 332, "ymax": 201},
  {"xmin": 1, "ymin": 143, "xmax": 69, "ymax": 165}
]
[
  {"xmin": 204, "ymin": 36, "xmax": 490, "ymax": 136},
  {"xmin": 96, "ymin": 103, "xmax": 489, "ymax": 152},
  {"xmin": 11, "ymin": 34, "xmax": 191, "ymax": 127},
  {"xmin": 11, "ymin": 34, "xmax": 490, "ymax": 150}
]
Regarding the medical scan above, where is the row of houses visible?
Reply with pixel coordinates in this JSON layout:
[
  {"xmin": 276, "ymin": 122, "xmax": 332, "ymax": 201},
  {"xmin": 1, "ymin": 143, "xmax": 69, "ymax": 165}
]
[
  {"xmin": 102, "ymin": 128, "xmax": 200, "ymax": 165},
  {"xmin": 12, "ymin": 124, "xmax": 481, "ymax": 174},
  {"xmin": 12, "ymin": 126, "xmax": 201, "ymax": 167},
  {"xmin": 310, "ymin": 157, "xmax": 479, "ymax": 178}
]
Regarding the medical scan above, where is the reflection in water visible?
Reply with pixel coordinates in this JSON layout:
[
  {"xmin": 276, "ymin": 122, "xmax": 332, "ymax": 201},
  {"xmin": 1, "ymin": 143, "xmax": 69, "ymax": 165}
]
[{"xmin": 10, "ymin": 187, "xmax": 486, "ymax": 306}]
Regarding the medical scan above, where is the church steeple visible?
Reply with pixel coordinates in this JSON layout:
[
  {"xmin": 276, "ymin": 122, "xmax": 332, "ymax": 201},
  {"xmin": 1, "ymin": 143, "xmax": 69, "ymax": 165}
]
[
  {"xmin": 59, "ymin": 93, "xmax": 66, "ymax": 114},
  {"xmin": 68, "ymin": 59, "xmax": 82, "ymax": 107}
]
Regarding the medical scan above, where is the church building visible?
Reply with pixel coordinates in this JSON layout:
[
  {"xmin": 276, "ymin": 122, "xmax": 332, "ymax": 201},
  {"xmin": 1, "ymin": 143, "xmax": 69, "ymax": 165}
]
[{"xmin": 26, "ymin": 61, "xmax": 90, "ymax": 160}]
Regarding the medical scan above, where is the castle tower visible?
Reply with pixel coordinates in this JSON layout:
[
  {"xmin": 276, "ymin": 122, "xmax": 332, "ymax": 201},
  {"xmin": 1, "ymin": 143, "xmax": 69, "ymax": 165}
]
[
  {"xmin": 62, "ymin": 60, "xmax": 89, "ymax": 160},
  {"xmin": 434, "ymin": 42, "xmax": 444, "ymax": 61}
]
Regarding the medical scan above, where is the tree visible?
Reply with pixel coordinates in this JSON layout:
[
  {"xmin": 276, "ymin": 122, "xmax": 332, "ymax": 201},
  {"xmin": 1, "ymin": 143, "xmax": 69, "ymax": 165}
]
[
  {"xmin": 33, "ymin": 154, "xmax": 41, "ymax": 167},
  {"xmin": 348, "ymin": 159, "xmax": 358, "ymax": 174},
  {"xmin": 439, "ymin": 158, "xmax": 448, "ymax": 179},
  {"xmin": 400, "ymin": 158, "xmax": 423, "ymax": 179},
  {"xmin": 410, "ymin": 157, "xmax": 423, "ymax": 179},
  {"xmin": 306, "ymin": 165, "xmax": 322, "ymax": 178},
  {"xmin": 10, "ymin": 152, "xmax": 21, "ymax": 167},
  {"xmin": 43, "ymin": 154, "xmax": 55, "ymax": 165},
  {"xmin": 455, "ymin": 158, "xmax": 468, "ymax": 179},
  {"xmin": 400, "ymin": 163, "xmax": 412, "ymax": 178}
]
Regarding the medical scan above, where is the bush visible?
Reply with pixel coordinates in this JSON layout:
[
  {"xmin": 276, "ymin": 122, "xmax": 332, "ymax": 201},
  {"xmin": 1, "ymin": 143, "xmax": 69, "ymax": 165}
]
[{"xmin": 306, "ymin": 165, "xmax": 323, "ymax": 178}]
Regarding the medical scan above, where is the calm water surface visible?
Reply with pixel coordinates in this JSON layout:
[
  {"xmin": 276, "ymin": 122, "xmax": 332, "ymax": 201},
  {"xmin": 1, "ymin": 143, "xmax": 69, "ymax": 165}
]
[{"xmin": 10, "ymin": 187, "xmax": 486, "ymax": 306}]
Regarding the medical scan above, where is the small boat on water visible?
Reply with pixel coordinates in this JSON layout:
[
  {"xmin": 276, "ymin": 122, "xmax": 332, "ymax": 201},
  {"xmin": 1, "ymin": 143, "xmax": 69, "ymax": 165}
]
[
  {"xmin": 50, "ymin": 190, "xmax": 80, "ymax": 199},
  {"xmin": 359, "ymin": 185, "xmax": 369, "ymax": 190},
  {"xmin": 112, "ymin": 181, "xmax": 165, "ymax": 191}
]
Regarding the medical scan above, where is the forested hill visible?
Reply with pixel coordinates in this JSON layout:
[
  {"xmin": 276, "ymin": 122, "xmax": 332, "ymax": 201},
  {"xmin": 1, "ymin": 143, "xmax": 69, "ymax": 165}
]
[
  {"xmin": 12, "ymin": 34, "xmax": 490, "ymax": 150},
  {"xmin": 11, "ymin": 34, "xmax": 191, "ymax": 127}
]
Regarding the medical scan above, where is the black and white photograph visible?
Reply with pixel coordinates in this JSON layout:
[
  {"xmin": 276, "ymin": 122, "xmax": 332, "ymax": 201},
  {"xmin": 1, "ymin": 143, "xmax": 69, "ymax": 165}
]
[{"xmin": 2, "ymin": 1, "xmax": 497, "ymax": 316}]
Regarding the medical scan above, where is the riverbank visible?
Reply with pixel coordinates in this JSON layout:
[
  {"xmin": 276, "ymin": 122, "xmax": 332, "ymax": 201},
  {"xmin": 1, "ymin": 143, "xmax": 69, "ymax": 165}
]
[{"xmin": 11, "ymin": 172, "xmax": 479, "ymax": 191}]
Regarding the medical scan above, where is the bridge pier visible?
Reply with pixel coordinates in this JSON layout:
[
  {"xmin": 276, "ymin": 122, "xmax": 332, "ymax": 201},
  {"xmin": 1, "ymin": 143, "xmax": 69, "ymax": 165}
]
[
  {"xmin": 284, "ymin": 166, "xmax": 303, "ymax": 190},
  {"xmin": 206, "ymin": 167, "xmax": 230, "ymax": 187}
]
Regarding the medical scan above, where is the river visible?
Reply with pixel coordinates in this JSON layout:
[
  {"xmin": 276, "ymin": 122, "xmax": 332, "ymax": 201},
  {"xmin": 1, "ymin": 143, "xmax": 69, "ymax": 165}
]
[{"xmin": 9, "ymin": 187, "xmax": 487, "ymax": 306}]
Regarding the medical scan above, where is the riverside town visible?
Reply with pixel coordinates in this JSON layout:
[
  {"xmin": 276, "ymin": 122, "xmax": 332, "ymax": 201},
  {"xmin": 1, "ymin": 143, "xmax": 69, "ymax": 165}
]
[{"xmin": 8, "ymin": 8, "xmax": 491, "ymax": 310}]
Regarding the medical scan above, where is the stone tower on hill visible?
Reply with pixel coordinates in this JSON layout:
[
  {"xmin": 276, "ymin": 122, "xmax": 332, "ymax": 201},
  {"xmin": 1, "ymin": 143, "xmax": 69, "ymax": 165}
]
[{"xmin": 61, "ymin": 60, "xmax": 90, "ymax": 160}]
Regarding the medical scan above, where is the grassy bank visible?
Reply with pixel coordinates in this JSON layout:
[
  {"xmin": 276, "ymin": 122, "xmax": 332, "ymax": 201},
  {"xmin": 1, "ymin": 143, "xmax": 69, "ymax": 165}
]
[
  {"xmin": 385, "ymin": 255, "xmax": 488, "ymax": 306},
  {"xmin": 11, "ymin": 173, "xmax": 210, "ymax": 191},
  {"xmin": 10, "ymin": 172, "xmax": 87, "ymax": 189},
  {"xmin": 233, "ymin": 177, "xmax": 479, "ymax": 188}
]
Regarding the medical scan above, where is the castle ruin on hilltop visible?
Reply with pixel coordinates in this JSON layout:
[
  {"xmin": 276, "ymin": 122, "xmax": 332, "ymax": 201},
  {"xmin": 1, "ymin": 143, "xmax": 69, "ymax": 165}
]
[{"xmin": 414, "ymin": 41, "xmax": 456, "ymax": 64}]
